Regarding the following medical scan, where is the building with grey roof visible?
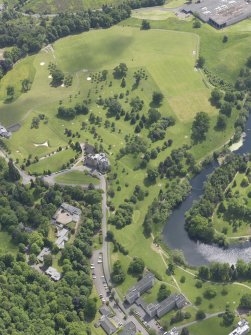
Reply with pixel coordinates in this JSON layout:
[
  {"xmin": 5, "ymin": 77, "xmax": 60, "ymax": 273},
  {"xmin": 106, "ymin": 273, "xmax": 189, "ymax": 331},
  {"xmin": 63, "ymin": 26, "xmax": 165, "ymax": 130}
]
[
  {"xmin": 157, "ymin": 294, "xmax": 186, "ymax": 318},
  {"xmin": 167, "ymin": 328, "xmax": 179, "ymax": 335},
  {"xmin": 182, "ymin": 0, "xmax": 251, "ymax": 29},
  {"xmin": 45, "ymin": 266, "xmax": 61, "ymax": 281},
  {"xmin": 84, "ymin": 152, "xmax": 110, "ymax": 173},
  {"xmin": 100, "ymin": 316, "xmax": 117, "ymax": 335},
  {"xmin": 120, "ymin": 322, "xmax": 136, "ymax": 335},
  {"xmin": 37, "ymin": 247, "xmax": 51, "ymax": 263},
  {"xmin": 61, "ymin": 203, "xmax": 81, "ymax": 216},
  {"xmin": 229, "ymin": 319, "xmax": 250, "ymax": 335},
  {"xmin": 53, "ymin": 203, "xmax": 81, "ymax": 225},
  {"xmin": 99, "ymin": 305, "xmax": 112, "ymax": 317},
  {"xmin": 138, "ymin": 294, "xmax": 186, "ymax": 319},
  {"xmin": 0, "ymin": 125, "xmax": 11, "ymax": 139},
  {"xmin": 55, "ymin": 227, "xmax": 69, "ymax": 249},
  {"xmin": 125, "ymin": 272, "xmax": 155, "ymax": 304}
]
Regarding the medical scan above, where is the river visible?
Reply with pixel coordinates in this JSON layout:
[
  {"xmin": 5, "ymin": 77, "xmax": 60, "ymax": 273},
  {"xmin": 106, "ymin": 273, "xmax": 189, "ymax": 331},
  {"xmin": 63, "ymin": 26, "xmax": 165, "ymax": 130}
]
[{"xmin": 163, "ymin": 113, "xmax": 251, "ymax": 266}]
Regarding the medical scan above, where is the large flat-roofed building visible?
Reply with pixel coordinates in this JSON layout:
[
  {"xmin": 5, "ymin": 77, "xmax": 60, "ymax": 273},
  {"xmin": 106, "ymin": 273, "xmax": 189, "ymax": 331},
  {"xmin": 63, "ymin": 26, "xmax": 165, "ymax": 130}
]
[
  {"xmin": 228, "ymin": 319, "xmax": 250, "ymax": 335},
  {"xmin": 120, "ymin": 322, "xmax": 137, "ymax": 335},
  {"xmin": 157, "ymin": 294, "xmax": 186, "ymax": 318},
  {"xmin": 100, "ymin": 316, "xmax": 117, "ymax": 335},
  {"xmin": 125, "ymin": 272, "xmax": 155, "ymax": 304},
  {"xmin": 45, "ymin": 266, "xmax": 61, "ymax": 281},
  {"xmin": 138, "ymin": 294, "xmax": 186, "ymax": 318},
  {"xmin": 53, "ymin": 203, "xmax": 81, "ymax": 225},
  {"xmin": 182, "ymin": 0, "xmax": 251, "ymax": 29}
]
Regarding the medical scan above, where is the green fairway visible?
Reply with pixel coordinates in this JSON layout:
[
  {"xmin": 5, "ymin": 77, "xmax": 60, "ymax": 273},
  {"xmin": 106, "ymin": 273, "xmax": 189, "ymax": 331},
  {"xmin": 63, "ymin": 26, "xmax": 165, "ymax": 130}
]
[
  {"xmin": 124, "ymin": 17, "xmax": 251, "ymax": 84},
  {"xmin": 55, "ymin": 170, "xmax": 99, "ymax": 185},
  {"xmin": 54, "ymin": 27, "xmax": 215, "ymax": 121},
  {"xmin": 22, "ymin": 0, "xmax": 123, "ymax": 13}
]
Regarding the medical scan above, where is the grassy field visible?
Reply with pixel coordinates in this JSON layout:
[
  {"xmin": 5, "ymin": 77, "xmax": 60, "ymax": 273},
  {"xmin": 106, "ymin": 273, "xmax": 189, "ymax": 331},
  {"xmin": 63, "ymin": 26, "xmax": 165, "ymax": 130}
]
[
  {"xmin": 189, "ymin": 316, "xmax": 237, "ymax": 335},
  {"xmin": 22, "ymin": 0, "xmax": 123, "ymax": 13},
  {"xmin": 28, "ymin": 148, "xmax": 77, "ymax": 174},
  {"xmin": 55, "ymin": 170, "xmax": 100, "ymax": 185},
  {"xmin": 0, "ymin": 231, "xmax": 18, "ymax": 255},
  {"xmin": 123, "ymin": 16, "xmax": 251, "ymax": 84}
]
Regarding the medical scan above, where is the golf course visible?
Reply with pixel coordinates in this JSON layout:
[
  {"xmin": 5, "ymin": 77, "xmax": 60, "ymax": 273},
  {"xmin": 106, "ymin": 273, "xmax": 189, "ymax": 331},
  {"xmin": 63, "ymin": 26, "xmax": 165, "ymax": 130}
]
[{"xmin": 1, "ymin": 4, "xmax": 251, "ymax": 333}]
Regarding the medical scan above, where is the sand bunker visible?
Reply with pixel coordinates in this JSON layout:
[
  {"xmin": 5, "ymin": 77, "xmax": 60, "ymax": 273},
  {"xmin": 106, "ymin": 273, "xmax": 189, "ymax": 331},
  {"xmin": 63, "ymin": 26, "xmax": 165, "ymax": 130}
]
[
  {"xmin": 229, "ymin": 135, "xmax": 245, "ymax": 152},
  {"xmin": 87, "ymin": 77, "xmax": 92, "ymax": 81},
  {"xmin": 48, "ymin": 75, "xmax": 52, "ymax": 79},
  {"xmin": 193, "ymin": 50, "xmax": 196, "ymax": 55},
  {"xmin": 61, "ymin": 83, "xmax": 65, "ymax": 87},
  {"xmin": 34, "ymin": 141, "xmax": 49, "ymax": 147},
  {"xmin": 40, "ymin": 62, "xmax": 45, "ymax": 66}
]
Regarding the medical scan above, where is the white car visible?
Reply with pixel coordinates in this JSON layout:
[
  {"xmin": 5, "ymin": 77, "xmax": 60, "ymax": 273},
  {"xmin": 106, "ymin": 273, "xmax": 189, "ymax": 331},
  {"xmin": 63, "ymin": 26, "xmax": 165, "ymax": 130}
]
[{"xmin": 92, "ymin": 276, "xmax": 96, "ymax": 279}]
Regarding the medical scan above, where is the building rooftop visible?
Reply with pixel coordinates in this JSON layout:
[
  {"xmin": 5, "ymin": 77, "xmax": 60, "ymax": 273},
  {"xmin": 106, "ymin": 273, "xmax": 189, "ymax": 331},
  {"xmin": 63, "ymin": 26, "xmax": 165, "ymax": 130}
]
[
  {"xmin": 0, "ymin": 125, "xmax": 11, "ymax": 138},
  {"xmin": 100, "ymin": 316, "xmax": 117, "ymax": 335},
  {"xmin": 84, "ymin": 143, "xmax": 95, "ymax": 155},
  {"xmin": 229, "ymin": 320, "xmax": 250, "ymax": 335},
  {"xmin": 45, "ymin": 266, "xmax": 61, "ymax": 281},
  {"xmin": 53, "ymin": 203, "xmax": 81, "ymax": 225},
  {"xmin": 37, "ymin": 247, "xmax": 51, "ymax": 263},
  {"xmin": 120, "ymin": 322, "xmax": 137, "ymax": 335},
  {"xmin": 167, "ymin": 328, "xmax": 179, "ymax": 335},
  {"xmin": 182, "ymin": 0, "xmax": 251, "ymax": 27},
  {"xmin": 99, "ymin": 306, "xmax": 112, "ymax": 317},
  {"xmin": 55, "ymin": 228, "xmax": 69, "ymax": 249},
  {"xmin": 127, "ymin": 272, "xmax": 155, "ymax": 294},
  {"xmin": 61, "ymin": 202, "xmax": 81, "ymax": 216}
]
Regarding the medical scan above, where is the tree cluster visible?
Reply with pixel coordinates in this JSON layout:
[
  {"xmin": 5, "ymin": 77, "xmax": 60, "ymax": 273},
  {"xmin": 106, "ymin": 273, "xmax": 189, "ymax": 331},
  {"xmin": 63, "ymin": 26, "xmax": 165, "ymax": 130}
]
[
  {"xmin": 158, "ymin": 146, "xmax": 196, "ymax": 179},
  {"xmin": 185, "ymin": 154, "xmax": 247, "ymax": 244},
  {"xmin": 143, "ymin": 179, "xmax": 191, "ymax": 237},
  {"xmin": 57, "ymin": 103, "xmax": 89, "ymax": 120},
  {"xmin": 108, "ymin": 203, "xmax": 133, "ymax": 229},
  {"xmin": 0, "ymin": 159, "xmax": 103, "ymax": 333}
]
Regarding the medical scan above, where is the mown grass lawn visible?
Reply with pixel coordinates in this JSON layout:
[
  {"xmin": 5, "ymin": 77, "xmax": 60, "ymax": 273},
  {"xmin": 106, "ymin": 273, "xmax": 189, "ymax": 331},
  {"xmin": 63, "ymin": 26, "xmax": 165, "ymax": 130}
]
[
  {"xmin": 55, "ymin": 170, "xmax": 99, "ymax": 185},
  {"xmin": 188, "ymin": 316, "xmax": 237, "ymax": 335},
  {"xmin": 27, "ymin": 148, "xmax": 77, "ymax": 174},
  {"xmin": 0, "ymin": 231, "xmax": 18, "ymax": 255},
  {"xmin": 124, "ymin": 17, "xmax": 251, "ymax": 84}
]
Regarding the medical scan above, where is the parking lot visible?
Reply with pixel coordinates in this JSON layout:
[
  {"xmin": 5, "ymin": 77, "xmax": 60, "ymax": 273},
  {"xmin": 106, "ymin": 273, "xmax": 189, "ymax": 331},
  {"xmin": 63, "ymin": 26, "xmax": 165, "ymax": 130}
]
[{"xmin": 91, "ymin": 249, "xmax": 110, "ymax": 303}]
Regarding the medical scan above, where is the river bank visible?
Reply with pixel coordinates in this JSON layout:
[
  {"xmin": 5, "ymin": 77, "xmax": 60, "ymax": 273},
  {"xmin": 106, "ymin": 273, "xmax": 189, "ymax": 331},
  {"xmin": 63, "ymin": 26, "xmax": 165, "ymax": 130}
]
[{"xmin": 163, "ymin": 112, "xmax": 251, "ymax": 266}]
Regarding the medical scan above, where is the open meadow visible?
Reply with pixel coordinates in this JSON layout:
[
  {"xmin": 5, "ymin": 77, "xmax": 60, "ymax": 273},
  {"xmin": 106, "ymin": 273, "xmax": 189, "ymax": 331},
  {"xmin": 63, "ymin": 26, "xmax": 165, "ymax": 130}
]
[{"xmin": 1, "ymin": 17, "xmax": 251, "ymax": 332}]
